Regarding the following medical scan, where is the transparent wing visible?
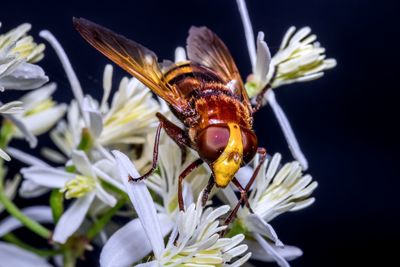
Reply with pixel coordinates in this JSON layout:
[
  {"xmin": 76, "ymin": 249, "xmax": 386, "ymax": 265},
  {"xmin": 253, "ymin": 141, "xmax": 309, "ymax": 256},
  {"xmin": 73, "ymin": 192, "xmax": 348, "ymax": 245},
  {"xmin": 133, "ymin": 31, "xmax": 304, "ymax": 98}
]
[
  {"xmin": 74, "ymin": 18, "xmax": 189, "ymax": 112},
  {"xmin": 186, "ymin": 26, "xmax": 251, "ymax": 107}
]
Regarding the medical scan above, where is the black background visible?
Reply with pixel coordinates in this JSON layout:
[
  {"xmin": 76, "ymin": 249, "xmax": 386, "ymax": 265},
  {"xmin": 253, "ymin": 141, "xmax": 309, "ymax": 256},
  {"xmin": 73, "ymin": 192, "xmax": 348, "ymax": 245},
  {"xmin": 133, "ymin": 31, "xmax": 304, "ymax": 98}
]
[{"xmin": 1, "ymin": 0, "xmax": 399, "ymax": 266}]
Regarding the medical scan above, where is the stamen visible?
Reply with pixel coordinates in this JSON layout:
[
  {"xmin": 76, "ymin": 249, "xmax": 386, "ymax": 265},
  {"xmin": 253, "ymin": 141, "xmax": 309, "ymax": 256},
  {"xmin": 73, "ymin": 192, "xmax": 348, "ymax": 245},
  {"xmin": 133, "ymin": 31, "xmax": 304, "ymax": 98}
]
[
  {"xmin": 101, "ymin": 64, "xmax": 113, "ymax": 111},
  {"xmin": 174, "ymin": 46, "xmax": 186, "ymax": 62}
]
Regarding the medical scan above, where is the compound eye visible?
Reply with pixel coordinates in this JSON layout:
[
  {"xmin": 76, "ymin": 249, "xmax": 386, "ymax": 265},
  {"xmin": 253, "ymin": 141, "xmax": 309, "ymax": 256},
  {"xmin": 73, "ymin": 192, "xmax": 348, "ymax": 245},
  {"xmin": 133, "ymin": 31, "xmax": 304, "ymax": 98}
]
[
  {"xmin": 196, "ymin": 125, "xmax": 229, "ymax": 163},
  {"xmin": 241, "ymin": 128, "xmax": 258, "ymax": 164}
]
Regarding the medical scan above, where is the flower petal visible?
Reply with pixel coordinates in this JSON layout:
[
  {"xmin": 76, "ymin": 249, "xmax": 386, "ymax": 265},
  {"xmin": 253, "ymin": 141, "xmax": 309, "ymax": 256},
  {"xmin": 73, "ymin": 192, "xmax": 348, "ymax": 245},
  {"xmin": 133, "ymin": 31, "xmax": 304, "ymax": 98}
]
[
  {"xmin": 266, "ymin": 90, "xmax": 308, "ymax": 170},
  {"xmin": 7, "ymin": 147, "xmax": 50, "ymax": 167},
  {"xmin": 19, "ymin": 180, "xmax": 51, "ymax": 198},
  {"xmin": 17, "ymin": 104, "xmax": 67, "ymax": 136},
  {"xmin": 0, "ymin": 206, "xmax": 53, "ymax": 237},
  {"xmin": 71, "ymin": 150, "xmax": 96, "ymax": 178},
  {"xmin": 21, "ymin": 166, "xmax": 74, "ymax": 188},
  {"xmin": 100, "ymin": 214, "xmax": 173, "ymax": 267},
  {"xmin": 112, "ymin": 150, "xmax": 165, "ymax": 260},
  {"xmin": 245, "ymin": 239, "xmax": 302, "ymax": 262},
  {"xmin": 245, "ymin": 213, "xmax": 282, "ymax": 246},
  {"xmin": 236, "ymin": 0, "xmax": 256, "ymax": 67},
  {"xmin": 0, "ymin": 148, "xmax": 11, "ymax": 161},
  {"xmin": 94, "ymin": 183, "xmax": 117, "ymax": 207},
  {"xmin": 83, "ymin": 96, "xmax": 103, "ymax": 137},
  {"xmin": 2, "ymin": 113, "xmax": 37, "ymax": 148},
  {"xmin": 254, "ymin": 233, "xmax": 290, "ymax": 267},
  {"xmin": 0, "ymin": 242, "xmax": 52, "ymax": 267},
  {"xmin": 0, "ymin": 62, "xmax": 48, "ymax": 90},
  {"xmin": 53, "ymin": 193, "xmax": 95, "ymax": 243}
]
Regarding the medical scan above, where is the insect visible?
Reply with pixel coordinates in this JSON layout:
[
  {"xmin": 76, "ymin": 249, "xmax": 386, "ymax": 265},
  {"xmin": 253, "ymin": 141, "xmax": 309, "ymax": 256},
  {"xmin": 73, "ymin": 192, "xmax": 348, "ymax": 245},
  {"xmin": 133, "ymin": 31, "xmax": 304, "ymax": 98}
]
[{"xmin": 74, "ymin": 18, "xmax": 268, "ymax": 224}]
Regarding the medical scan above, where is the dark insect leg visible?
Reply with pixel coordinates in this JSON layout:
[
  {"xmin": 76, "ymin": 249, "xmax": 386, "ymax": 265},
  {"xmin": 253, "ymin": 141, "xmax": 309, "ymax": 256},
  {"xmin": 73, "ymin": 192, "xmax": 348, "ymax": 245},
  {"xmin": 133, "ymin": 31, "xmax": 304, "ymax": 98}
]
[
  {"xmin": 128, "ymin": 122, "xmax": 162, "ymax": 182},
  {"xmin": 202, "ymin": 175, "xmax": 215, "ymax": 207},
  {"xmin": 178, "ymin": 158, "xmax": 204, "ymax": 211},
  {"xmin": 252, "ymin": 85, "xmax": 271, "ymax": 113},
  {"xmin": 221, "ymin": 148, "xmax": 267, "ymax": 235},
  {"xmin": 252, "ymin": 68, "xmax": 277, "ymax": 113},
  {"xmin": 129, "ymin": 112, "xmax": 192, "ymax": 182}
]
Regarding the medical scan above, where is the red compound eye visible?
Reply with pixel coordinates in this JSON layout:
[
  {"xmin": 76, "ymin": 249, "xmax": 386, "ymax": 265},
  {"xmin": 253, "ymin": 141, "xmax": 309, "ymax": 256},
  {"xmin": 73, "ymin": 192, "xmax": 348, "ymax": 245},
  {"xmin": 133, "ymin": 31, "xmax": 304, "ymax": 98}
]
[
  {"xmin": 241, "ymin": 128, "xmax": 258, "ymax": 164},
  {"xmin": 196, "ymin": 125, "xmax": 230, "ymax": 163}
]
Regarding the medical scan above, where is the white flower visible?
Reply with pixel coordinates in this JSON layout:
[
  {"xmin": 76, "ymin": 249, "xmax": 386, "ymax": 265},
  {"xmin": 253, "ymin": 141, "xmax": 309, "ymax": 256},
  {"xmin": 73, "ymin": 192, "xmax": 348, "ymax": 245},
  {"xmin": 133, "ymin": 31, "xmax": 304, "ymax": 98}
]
[
  {"xmin": 236, "ymin": 0, "xmax": 336, "ymax": 169},
  {"xmin": 0, "ymin": 23, "xmax": 48, "ymax": 91},
  {"xmin": 12, "ymin": 82, "xmax": 67, "ymax": 138},
  {"xmin": 269, "ymin": 26, "xmax": 337, "ymax": 88},
  {"xmin": 145, "ymin": 137, "xmax": 209, "ymax": 217},
  {"xmin": 101, "ymin": 151, "xmax": 250, "ymax": 267},
  {"xmin": 223, "ymin": 153, "xmax": 317, "ymax": 267},
  {"xmin": 20, "ymin": 150, "xmax": 123, "ymax": 243},
  {"xmin": 0, "ymin": 206, "xmax": 53, "ymax": 267},
  {"xmin": 97, "ymin": 64, "xmax": 160, "ymax": 146}
]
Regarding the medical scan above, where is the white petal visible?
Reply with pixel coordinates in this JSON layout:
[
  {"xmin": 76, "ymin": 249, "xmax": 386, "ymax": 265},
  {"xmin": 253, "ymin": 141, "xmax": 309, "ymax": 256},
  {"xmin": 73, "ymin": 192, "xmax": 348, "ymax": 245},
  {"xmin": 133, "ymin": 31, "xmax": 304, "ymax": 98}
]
[
  {"xmin": 266, "ymin": 90, "xmax": 308, "ymax": 170},
  {"xmin": 100, "ymin": 214, "xmax": 173, "ymax": 267},
  {"xmin": 19, "ymin": 180, "xmax": 51, "ymax": 198},
  {"xmin": 95, "ymin": 183, "xmax": 117, "ymax": 207},
  {"xmin": 83, "ymin": 97, "xmax": 103, "ymax": 137},
  {"xmin": 235, "ymin": 165, "xmax": 253, "ymax": 189},
  {"xmin": 236, "ymin": 0, "xmax": 256, "ymax": 67},
  {"xmin": 112, "ymin": 150, "xmax": 165, "ymax": 259},
  {"xmin": 0, "ymin": 62, "xmax": 48, "ymax": 90},
  {"xmin": 254, "ymin": 233, "xmax": 290, "ymax": 267},
  {"xmin": 135, "ymin": 261, "xmax": 158, "ymax": 267},
  {"xmin": 174, "ymin": 47, "xmax": 186, "ymax": 63},
  {"xmin": 0, "ymin": 101, "xmax": 23, "ymax": 114},
  {"xmin": 0, "ymin": 149, "xmax": 11, "ymax": 161},
  {"xmin": 39, "ymin": 30, "xmax": 85, "ymax": 112},
  {"xmin": 245, "ymin": 239, "xmax": 302, "ymax": 262},
  {"xmin": 2, "ymin": 113, "xmax": 37, "ymax": 148},
  {"xmin": 7, "ymin": 147, "xmax": 50, "ymax": 167},
  {"xmin": 254, "ymin": 31, "xmax": 271, "ymax": 85},
  {"xmin": 20, "ymin": 82, "xmax": 56, "ymax": 110},
  {"xmin": 101, "ymin": 64, "xmax": 113, "ymax": 111},
  {"xmin": 21, "ymin": 166, "xmax": 74, "ymax": 188},
  {"xmin": 53, "ymin": 193, "xmax": 95, "ymax": 243},
  {"xmin": 245, "ymin": 214, "xmax": 282, "ymax": 246},
  {"xmin": 93, "ymin": 165, "xmax": 125, "ymax": 193},
  {"xmin": 71, "ymin": 150, "xmax": 96, "ymax": 178},
  {"xmin": 18, "ymin": 104, "xmax": 67, "ymax": 136},
  {"xmin": 0, "ymin": 242, "xmax": 52, "ymax": 267},
  {"xmin": 0, "ymin": 206, "xmax": 53, "ymax": 237}
]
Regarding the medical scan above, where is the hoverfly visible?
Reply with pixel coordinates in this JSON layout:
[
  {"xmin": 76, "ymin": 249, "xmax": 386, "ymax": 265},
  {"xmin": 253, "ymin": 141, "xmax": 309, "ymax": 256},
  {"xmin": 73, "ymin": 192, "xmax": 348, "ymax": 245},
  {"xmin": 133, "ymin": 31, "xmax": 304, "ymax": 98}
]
[{"xmin": 74, "ymin": 18, "xmax": 268, "ymax": 224}]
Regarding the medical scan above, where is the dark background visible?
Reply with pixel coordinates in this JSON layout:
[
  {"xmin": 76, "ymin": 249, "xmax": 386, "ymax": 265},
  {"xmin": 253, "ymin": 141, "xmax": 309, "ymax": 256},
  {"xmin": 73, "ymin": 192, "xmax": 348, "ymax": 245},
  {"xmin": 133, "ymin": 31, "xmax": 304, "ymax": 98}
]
[{"xmin": 1, "ymin": 0, "xmax": 399, "ymax": 266}]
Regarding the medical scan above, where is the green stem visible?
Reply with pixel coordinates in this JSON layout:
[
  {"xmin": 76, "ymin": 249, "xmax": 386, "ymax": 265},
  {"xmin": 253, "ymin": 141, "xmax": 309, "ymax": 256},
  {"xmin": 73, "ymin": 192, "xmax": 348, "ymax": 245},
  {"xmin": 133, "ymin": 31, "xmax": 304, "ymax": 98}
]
[
  {"xmin": 0, "ymin": 174, "xmax": 51, "ymax": 239},
  {"xmin": 2, "ymin": 233, "xmax": 60, "ymax": 257},
  {"xmin": 87, "ymin": 198, "xmax": 126, "ymax": 240},
  {"xmin": 63, "ymin": 249, "xmax": 77, "ymax": 267}
]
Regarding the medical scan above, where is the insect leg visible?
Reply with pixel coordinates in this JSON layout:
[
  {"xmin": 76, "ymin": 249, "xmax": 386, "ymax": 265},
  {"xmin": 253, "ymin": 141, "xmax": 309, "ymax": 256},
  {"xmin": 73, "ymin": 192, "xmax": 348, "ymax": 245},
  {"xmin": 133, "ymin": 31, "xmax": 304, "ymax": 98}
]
[
  {"xmin": 220, "ymin": 148, "xmax": 267, "ymax": 236},
  {"xmin": 156, "ymin": 112, "xmax": 192, "ymax": 149},
  {"xmin": 128, "ymin": 122, "xmax": 162, "ymax": 182},
  {"xmin": 178, "ymin": 158, "xmax": 204, "ymax": 211},
  {"xmin": 252, "ymin": 85, "xmax": 271, "ymax": 113},
  {"xmin": 129, "ymin": 112, "xmax": 191, "ymax": 182},
  {"xmin": 201, "ymin": 175, "xmax": 215, "ymax": 207}
]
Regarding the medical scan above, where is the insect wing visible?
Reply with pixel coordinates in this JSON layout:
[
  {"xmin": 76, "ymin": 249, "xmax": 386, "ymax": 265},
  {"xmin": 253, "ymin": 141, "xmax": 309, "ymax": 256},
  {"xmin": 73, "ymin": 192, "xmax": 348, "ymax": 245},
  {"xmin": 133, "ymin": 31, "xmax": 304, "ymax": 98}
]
[
  {"xmin": 186, "ymin": 26, "xmax": 251, "ymax": 108},
  {"xmin": 73, "ymin": 18, "xmax": 188, "ymax": 111}
]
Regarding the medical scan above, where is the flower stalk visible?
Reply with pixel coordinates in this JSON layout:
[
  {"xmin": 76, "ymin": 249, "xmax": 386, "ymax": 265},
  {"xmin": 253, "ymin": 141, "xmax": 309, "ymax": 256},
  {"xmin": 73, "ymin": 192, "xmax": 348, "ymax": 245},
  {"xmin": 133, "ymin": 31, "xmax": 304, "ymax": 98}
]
[{"xmin": 0, "ymin": 163, "xmax": 51, "ymax": 239}]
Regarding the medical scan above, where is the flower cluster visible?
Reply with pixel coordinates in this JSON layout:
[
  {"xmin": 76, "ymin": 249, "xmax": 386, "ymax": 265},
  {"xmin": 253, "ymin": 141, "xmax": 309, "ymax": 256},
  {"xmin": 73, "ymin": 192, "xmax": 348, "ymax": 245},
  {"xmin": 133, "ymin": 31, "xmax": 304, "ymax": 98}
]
[{"xmin": 0, "ymin": 1, "xmax": 335, "ymax": 266}]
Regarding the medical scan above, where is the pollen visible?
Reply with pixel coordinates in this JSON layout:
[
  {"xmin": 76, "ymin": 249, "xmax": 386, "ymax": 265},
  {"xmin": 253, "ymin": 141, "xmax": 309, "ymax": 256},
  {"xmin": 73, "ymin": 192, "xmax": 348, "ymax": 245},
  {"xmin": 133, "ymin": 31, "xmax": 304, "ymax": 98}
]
[{"xmin": 60, "ymin": 175, "xmax": 95, "ymax": 199}]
